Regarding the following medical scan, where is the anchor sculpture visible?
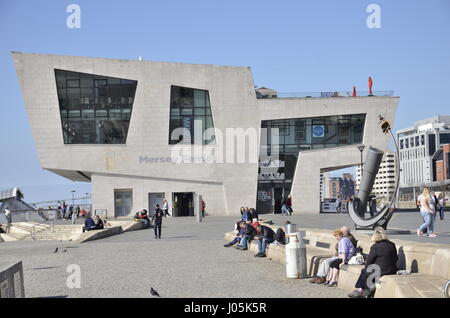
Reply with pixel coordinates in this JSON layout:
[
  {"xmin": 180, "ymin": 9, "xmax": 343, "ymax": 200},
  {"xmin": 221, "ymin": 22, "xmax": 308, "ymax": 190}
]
[{"xmin": 348, "ymin": 116, "xmax": 400, "ymax": 230}]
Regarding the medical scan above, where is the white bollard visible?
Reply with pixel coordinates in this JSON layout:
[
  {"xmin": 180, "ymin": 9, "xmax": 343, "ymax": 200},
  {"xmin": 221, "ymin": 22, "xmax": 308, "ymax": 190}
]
[{"xmin": 285, "ymin": 233, "xmax": 300, "ymax": 279}]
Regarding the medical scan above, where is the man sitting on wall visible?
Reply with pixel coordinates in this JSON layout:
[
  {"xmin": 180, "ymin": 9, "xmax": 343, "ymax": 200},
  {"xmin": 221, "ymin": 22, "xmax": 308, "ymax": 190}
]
[
  {"xmin": 235, "ymin": 221, "xmax": 256, "ymax": 250},
  {"xmin": 253, "ymin": 225, "xmax": 275, "ymax": 258},
  {"xmin": 82, "ymin": 214, "xmax": 97, "ymax": 232}
]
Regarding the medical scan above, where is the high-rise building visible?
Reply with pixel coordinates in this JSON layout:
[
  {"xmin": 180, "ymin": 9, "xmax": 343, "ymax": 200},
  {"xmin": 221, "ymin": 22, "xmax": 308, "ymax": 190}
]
[
  {"xmin": 356, "ymin": 151, "xmax": 397, "ymax": 200},
  {"xmin": 397, "ymin": 116, "xmax": 450, "ymax": 187}
]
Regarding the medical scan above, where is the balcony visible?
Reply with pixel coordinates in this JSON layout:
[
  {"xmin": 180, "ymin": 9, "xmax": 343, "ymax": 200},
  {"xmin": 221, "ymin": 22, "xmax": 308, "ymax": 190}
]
[{"xmin": 256, "ymin": 90, "xmax": 394, "ymax": 99}]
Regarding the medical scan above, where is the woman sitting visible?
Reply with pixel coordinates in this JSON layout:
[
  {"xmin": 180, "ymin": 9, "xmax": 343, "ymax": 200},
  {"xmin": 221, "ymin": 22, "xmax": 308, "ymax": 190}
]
[
  {"xmin": 324, "ymin": 229, "xmax": 355, "ymax": 287},
  {"xmin": 348, "ymin": 228, "xmax": 398, "ymax": 298}
]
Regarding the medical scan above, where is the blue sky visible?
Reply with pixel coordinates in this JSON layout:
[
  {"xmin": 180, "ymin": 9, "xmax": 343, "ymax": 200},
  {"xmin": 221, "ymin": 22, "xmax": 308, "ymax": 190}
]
[{"xmin": 0, "ymin": 0, "xmax": 449, "ymax": 203}]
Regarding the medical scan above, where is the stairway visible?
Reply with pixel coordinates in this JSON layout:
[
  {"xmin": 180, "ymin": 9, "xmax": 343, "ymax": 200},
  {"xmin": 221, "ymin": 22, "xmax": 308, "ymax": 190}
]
[{"xmin": 31, "ymin": 225, "xmax": 83, "ymax": 241}]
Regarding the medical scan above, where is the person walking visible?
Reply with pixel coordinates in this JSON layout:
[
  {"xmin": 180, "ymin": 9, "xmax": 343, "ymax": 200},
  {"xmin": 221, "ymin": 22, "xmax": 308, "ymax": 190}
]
[
  {"xmin": 429, "ymin": 191, "xmax": 439, "ymax": 236},
  {"xmin": 417, "ymin": 187, "xmax": 437, "ymax": 237},
  {"xmin": 287, "ymin": 195, "xmax": 293, "ymax": 215},
  {"xmin": 162, "ymin": 199, "xmax": 170, "ymax": 218},
  {"xmin": 281, "ymin": 196, "xmax": 289, "ymax": 216},
  {"xmin": 201, "ymin": 199, "xmax": 206, "ymax": 217},
  {"xmin": 152, "ymin": 204, "xmax": 164, "ymax": 239},
  {"xmin": 438, "ymin": 193, "xmax": 446, "ymax": 221},
  {"xmin": 4, "ymin": 209, "xmax": 12, "ymax": 234},
  {"xmin": 71, "ymin": 208, "xmax": 77, "ymax": 225},
  {"xmin": 335, "ymin": 196, "xmax": 342, "ymax": 214}
]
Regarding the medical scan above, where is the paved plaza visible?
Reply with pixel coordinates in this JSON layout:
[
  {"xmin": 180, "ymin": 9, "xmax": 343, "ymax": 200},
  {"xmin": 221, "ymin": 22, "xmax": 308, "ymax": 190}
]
[{"xmin": 0, "ymin": 210, "xmax": 449, "ymax": 298}]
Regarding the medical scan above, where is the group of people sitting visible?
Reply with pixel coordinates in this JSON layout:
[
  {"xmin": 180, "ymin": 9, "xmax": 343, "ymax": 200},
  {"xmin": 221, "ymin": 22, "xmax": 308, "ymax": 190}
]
[
  {"xmin": 82, "ymin": 214, "xmax": 107, "ymax": 232},
  {"xmin": 239, "ymin": 207, "xmax": 258, "ymax": 222},
  {"xmin": 309, "ymin": 226, "xmax": 398, "ymax": 298},
  {"xmin": 225, "ymin": 210, "xmax": 286, "ymax": 258},
  {"xmin": 134, "ymin": 209, "xmax": 152, "ymax": 228}
]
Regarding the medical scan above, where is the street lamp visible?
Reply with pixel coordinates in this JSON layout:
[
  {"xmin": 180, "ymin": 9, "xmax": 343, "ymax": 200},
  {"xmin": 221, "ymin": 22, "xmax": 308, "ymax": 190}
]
[
  {"xmin": 71, "ymin": 190, "xmax": 76, "ymax": 206},
  {"xmin": 357, "ymin": 144, "xmax": 365, "ymax": 183}
]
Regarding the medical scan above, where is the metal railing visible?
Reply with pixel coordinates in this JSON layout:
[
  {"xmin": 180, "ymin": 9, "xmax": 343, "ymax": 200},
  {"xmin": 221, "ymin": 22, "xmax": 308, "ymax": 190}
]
[{"xmin": 258, "ymin": 90, "xmax": 394, "ymax": 99}]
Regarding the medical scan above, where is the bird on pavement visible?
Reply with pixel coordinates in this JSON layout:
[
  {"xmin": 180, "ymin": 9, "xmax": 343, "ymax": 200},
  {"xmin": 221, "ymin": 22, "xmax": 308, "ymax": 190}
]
[
  {"xmin": 150, "ymin": 287, "xmax": 160, "ymax": 297},
  {"xmin": 53, "ymin": 247, "xmax": 58, "ymax": 253}
]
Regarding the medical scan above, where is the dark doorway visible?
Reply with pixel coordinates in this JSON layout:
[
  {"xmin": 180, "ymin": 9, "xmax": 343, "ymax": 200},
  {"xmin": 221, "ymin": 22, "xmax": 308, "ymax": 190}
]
[
  {"xmin": 173, "ymin": 192, "xmax": 193, "ymax": 217},
  {"xmin": 114, "ymin": 189, "xmax": 133, "ymax": 217}
]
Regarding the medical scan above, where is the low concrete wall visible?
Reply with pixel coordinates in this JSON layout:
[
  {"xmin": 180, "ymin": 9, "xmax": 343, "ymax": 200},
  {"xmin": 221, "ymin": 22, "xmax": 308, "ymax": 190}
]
[
  {"xmin": 0, "ymin": 261, "xmax": 25, "ymax": 298},
  {"xmin": 72, "ymin": 226, "xmax": 123, "ymax": 243},
  {"xmin": 225, "ymin": 224, "xmax": 450, "ymax": 298}
]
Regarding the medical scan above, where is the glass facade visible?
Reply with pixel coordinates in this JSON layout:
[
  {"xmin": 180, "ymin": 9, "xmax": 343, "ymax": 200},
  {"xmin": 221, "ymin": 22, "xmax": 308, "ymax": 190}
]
[
  {"xmin": 55, "ymin": 69, "xmax": 137, "ymax": 144},
  {"xmin": 257, "ymin": 113, "xmax": 366, "ymax": 213},
  {"xmin": 168, "ymin": 86, "xmax": 214, "ymax": 145}
]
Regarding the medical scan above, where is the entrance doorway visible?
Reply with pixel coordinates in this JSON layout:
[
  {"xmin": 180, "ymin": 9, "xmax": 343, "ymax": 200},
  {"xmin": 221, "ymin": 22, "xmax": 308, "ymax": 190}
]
[
  {"xmin": 148, "ymin": 192, "xmax": 165, "ymax": 217},
  {"xmin": 172, "ymin": 192, "xmax": 193, "ymax": 217},
  {"xmin": 114, "ymin": 189, "xmax": 133, "ymax": 217}
]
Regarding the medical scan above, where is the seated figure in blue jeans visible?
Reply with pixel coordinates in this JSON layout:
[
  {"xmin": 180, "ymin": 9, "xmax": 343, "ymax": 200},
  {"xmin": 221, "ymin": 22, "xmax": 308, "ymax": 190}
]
[
  {"xmin": 236, "ymin": 222, "xmax": 256, "ymax": 250},
  {"xmin": 224, "ymin": 222, "xmax": 246, "ymax": 247},
  {"xmin": 254, "ymin": 225, "xmax": 275, "ymax": 258}
]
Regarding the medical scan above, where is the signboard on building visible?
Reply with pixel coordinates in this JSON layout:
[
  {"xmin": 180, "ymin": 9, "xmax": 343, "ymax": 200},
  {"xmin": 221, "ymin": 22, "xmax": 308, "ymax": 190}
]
[{"xmin": 312, "ymin": 125, "xmax": 325, "ymax": 138}]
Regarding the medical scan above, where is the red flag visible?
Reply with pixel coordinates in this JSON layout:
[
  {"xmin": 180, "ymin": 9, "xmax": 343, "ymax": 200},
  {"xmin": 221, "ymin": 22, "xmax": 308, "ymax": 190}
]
[
  {"xmin": 368, "ymin": 77, "xmax": 373, "ymax": 95},
  {"xmin": 352, "ymin": 86, "xmax": 357, "ymax": 97}
]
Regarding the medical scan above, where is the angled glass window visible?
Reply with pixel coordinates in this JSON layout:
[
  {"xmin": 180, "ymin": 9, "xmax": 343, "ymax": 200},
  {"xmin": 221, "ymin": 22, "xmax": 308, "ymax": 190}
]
[
  {"xmin": 55, "ymin": 69, "xmax": 137, "ymax": 144},
  {"xmin": 168, "ymin": 85, "xmax": 215, "ymax": 145}
]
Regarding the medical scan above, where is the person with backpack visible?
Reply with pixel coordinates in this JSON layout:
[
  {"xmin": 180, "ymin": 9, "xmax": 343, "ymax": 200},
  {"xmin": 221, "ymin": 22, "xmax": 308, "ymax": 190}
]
[{"xmin": 272, "ymin": 227, "xmax": 286, "ymax": 245}]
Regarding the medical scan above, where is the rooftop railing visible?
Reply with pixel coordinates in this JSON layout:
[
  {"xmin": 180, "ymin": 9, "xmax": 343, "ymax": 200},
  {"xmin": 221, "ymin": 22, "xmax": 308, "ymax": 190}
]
[{"xmin": 257, "ymin": 90, "xmax": 394, "ymax": 99}]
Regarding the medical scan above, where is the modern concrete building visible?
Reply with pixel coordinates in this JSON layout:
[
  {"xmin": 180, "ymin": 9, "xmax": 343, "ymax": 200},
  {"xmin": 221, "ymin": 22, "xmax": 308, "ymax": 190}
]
[{"xmin": 13, "ymin": 52, "xmax": 399, "ymax": 217}]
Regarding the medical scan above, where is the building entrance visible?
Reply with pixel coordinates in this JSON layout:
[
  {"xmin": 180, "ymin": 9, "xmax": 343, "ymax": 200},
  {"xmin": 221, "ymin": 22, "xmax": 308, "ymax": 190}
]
[
  {"xmin": 172, "ymin": 192, "xmax": 193, "ymax": 217},
  {"xmin": 114, "ymin": 189, "xmax": 133, "ymax": 217},
  {"xmin": 148, "ymin": 192, "xmax": 165, "ymax": 216}
]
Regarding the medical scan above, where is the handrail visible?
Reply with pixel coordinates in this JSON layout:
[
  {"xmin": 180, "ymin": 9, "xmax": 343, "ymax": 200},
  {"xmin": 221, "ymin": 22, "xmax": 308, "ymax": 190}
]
[{"xmin": 260, "ymin": 90, "xmax": 394, "ymax": 99}]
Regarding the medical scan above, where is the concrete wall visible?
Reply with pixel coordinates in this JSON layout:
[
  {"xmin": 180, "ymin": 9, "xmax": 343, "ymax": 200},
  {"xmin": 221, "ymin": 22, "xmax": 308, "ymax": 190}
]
[{"xmin": 13, "ymin": 52, "xmax": 399, "ymax": 216}]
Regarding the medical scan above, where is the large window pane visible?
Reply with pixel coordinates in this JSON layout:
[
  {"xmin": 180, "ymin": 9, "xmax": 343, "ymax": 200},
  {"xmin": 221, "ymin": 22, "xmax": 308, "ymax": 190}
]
[
  {"xmin": 55, "ymin": 69, "xmax": 137, "ymax": 144},
  {"xmin": 169, "ymin": 85, "xmax": 215, "ymax": 145}
]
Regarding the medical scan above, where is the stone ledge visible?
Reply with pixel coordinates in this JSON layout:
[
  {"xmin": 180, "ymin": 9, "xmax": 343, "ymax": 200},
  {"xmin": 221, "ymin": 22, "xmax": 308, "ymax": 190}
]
[
  {"xmin": 224, "ymin": 229, "xmax": 450, "ymax": 298},
  {"xmin": 72, "ymin": 226, "xmax": 123, "ymax": 243}
]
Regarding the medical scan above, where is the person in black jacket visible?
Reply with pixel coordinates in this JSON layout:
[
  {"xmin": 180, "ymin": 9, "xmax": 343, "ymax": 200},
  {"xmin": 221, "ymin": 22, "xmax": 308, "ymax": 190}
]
[
  {"xmin": 151, "ymin": 205, "xmax": 164, "ymax": 239},
  {"xmin": 348, "ymin": 228, "xmax": 398, "ymax": 298},
  {"xmin": 235, "ymin": 222, "xmax": 256, "ymax": 250},
  {"xmin": 254, "ymin": 225, "xmax": 275, "ymax": 257}
]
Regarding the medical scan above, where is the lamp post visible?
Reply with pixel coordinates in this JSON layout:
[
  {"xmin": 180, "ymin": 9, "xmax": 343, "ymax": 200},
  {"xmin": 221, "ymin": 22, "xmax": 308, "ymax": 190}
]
[
  {"xmin": 71, "ymin": 190, "xmax": 76, "ymax": 206},
  {"xmin": 357, "ymin": 145, "xmax": 365, "ymax": 186}
]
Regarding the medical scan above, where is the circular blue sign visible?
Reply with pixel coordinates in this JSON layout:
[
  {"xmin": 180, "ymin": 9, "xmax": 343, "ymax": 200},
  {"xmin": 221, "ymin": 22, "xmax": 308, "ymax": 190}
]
[{"xmin": 313, "ymin": 125, "xmax": 324, "ymax": 137}]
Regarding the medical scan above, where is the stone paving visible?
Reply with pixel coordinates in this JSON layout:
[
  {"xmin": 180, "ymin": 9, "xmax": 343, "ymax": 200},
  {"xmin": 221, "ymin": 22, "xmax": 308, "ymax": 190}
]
[{"xmin": 1, "ymin": 210, "xmax": 448, "ymax": 298}]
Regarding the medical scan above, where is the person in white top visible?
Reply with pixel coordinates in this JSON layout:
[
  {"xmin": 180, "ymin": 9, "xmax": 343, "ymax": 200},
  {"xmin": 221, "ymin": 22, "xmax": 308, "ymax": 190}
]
[
  {"xmin": 162, "ymin": 199, "xmax": 170, "ymax": 218},
  {"xmin": 417, "ymin": 187, "xmax": 437, "ymax": 238}
]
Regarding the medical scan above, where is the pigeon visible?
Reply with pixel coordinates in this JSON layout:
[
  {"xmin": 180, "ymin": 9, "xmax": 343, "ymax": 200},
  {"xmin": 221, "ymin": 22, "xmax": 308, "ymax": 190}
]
[
  {"xmin": 150, "ymin": 287, "xmax": 160, "ymax": 297},
  {"xmin": 54, "ymin": 247, "xmax": 59, "ymax": 253},
  {"xmin": 62, "ymin": 249, "xmax": 67, "ymax": 253}
]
